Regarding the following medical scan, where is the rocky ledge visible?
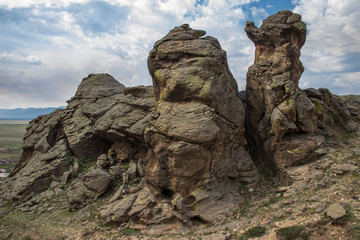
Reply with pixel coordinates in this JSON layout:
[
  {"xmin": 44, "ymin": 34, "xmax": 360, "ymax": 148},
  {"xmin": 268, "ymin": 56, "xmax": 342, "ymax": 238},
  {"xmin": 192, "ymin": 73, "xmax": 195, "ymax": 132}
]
[{"xmin": 0, "ymin": 10, "xmax": 359, "ymax": 239}]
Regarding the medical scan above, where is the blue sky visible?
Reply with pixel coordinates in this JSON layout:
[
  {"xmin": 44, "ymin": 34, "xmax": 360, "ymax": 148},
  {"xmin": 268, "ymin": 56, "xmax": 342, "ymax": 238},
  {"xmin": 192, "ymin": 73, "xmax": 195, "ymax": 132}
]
[{"xmin": 0, "ymin": 0, "xmax": 359, "ymax": 108}]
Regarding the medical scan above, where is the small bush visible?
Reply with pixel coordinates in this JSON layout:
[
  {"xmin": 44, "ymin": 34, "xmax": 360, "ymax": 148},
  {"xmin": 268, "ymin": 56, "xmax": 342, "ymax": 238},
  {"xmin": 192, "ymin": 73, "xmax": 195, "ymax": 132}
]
[
  {"xmin": 276, "ymin": 225, "xmax": 309, "ymax": 240},
  {"xmin": 71, "ymin": 158, "xmax": 96, "ymax": 177},
  {"xmin": 351, "ymin": 225, "xmax": 360, "ymax": 239},
  {"xmin": 239, "ymin": 225, "xmax": 266, "ymax": 239},
  {"xmin": 121, "ymin": 227, "xmax": 140, "ymax": 236},
  {"xmin": 22, "ymin": 236, "xmax": 32, "ymax": 240}
]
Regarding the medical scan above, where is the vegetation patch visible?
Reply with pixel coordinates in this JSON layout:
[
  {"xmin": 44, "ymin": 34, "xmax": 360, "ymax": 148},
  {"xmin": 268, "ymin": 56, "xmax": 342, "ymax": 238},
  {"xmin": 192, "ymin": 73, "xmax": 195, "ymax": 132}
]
[
  {"xmin": 70, "ymin": 157, "xmax": 96, "ymax": 177},
  {"xmin": 22, "ymin": 235, "xmax": 32, "ymax": 240},
  {"xmin": 239, "ymin": 225, "xmax": 266, "ymax": 239},
  {"xmin": 121, "ymin": 227, "xmax": 141, "ymax": 236},
  {"xmin": 276, "ymin": 225, "xmax": 310, "ymax": 240},
  {"xmin": 0, "ymin": 122, "xmax": 27, "ymax": 171},
  {"xmin": 351, "ymin": 225, "xmax": 360, "ymax": 239},
  {"xmin": 263, "ymin": 195, "xmax": 283, "ymax": 207}
]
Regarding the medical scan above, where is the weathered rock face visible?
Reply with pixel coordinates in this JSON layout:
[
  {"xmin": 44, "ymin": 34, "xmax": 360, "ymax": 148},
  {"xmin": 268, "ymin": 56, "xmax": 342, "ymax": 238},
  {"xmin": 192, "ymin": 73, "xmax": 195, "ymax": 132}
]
[
  {"xmin": 146, "ymin": 24, "xmax": 258, "ymax": 198},
  {"xmin": 244, "ymin": 10, "xmax": 358, "ymax": 183},
  {"xmin": 4, "ymin": 110, "xmax": 70, "ymax": 199},
  {"xmin": 0, "ymin": 74, "xmax": 155, "ymax": 201},
  {"xmin": 244, "ymin": 10, "xmax": 323, "ymax": 181},
  {"xmin": 304, "ymin": 88, "xmax": 359, "ymax": 133}
]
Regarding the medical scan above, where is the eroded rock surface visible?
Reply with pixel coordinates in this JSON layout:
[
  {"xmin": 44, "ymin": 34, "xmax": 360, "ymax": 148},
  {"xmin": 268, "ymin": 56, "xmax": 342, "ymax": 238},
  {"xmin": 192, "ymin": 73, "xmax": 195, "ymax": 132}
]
[
  {"xmin": 244, "ymin": 10, "xmax": 358, "ymax": 183},
  {"xmin": 0, "ymin": 74, "xmax": 154, "ymax": 201},
  {"xmin": 2, "ymin": 110, "xmax": 70, "ymax": 199},
  {"xmin": 146, "ymin": 24, "xmax": 258, "ymax": 198},
  {"xmin": 101, "ymin": 24, "xmax": 259, "ymax": 226}
]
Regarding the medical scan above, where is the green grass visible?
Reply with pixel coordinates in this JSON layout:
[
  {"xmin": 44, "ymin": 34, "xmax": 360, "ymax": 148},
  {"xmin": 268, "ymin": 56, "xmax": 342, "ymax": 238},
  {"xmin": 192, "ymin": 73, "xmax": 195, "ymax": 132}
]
[
  {"xmin": 351, "ymin": 225, "xmax": 360, "ymax": 240},
  {"xmin": 121, "ymin": 227, "xmax": 141, "ymax": 236},
  {"xmin": 276, "ymin": 225, "xmax": 309, "ymax": 240},
  {"xmin": 263, "ymin": 195, "xmax": 283, "ymax": 207},
  {"xmin": 239, "ymin": 226, "xmax": 266, "ymax": 239},
  {"xmin": 0, "ymin": 122, "xmax": 28, "ymax": 171},
  {"xmin": 69, "ymin": 156, "xmax": 96, "ymax": 177},
  {"xmin": 0, "ymin": 123, "xmax": 27, "ymax": 148}
]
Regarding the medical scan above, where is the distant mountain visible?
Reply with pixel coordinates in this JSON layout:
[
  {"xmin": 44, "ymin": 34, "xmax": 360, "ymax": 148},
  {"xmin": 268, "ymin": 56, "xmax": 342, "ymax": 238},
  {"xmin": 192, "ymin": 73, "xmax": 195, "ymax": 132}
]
[{"xmin": 0, "ymin": 107, "xmax": 66, "ymax": 120}]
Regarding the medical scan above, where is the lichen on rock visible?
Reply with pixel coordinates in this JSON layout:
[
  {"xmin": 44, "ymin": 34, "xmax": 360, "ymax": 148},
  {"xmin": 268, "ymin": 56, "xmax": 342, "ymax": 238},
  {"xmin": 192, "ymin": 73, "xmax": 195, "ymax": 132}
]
[
  {"xmin": 244, "ymin": 10, "xmax": 358, "ymax": 184},
  {"xmin": 146, "ymin": 24, "xmax": 258, "ymax": 199}
]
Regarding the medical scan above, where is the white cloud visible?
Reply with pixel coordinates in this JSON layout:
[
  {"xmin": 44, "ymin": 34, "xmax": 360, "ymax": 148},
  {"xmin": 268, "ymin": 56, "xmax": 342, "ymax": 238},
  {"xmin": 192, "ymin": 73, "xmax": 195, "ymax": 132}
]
[
  {"xmin": 0, "ymin": 0, "xmax": 90, "ymax": 9},
  {"xmin": 157, "ymin": 0, "xmax": 195, "ymax": 19},
  {"xmin": 250, "ymin": 6, "xmax": 267, "ymax": 18},
  {"xmin": 332, "ymin": 72, "xmax": 360, "ymax": 89},
  {"xmin": 0, "ymin": 0, "xmax": 265, "ymax": 108},
  {"xmin": 0, "ymin": 52, "xmax": 41, "ymax": 65},
  {"xmin": 1, "ymin": 0, "xmax": 359, "ymax": 108},
  {"xmin": 293, "ymin": 0, "xmax": 360, "ymax": 94}
]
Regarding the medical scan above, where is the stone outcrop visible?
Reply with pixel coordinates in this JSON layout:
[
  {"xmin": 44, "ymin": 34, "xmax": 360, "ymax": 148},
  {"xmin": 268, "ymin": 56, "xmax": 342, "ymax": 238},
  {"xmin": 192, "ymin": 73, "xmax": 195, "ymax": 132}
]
[
  {"xmin": 244, "ymin": 10, "xmax": 358, "ymax": 183},
  {"xmin": 100, "ymin": 24, "xmax": 259, "ymax": 226},
  {"xmin": 146, "ymin": 24, "xmax": 258, "ymax": 198},
  {"xmin": 0, "ymin": 74, "xmax": 155, "ymax": 200},
  {"xmin": 0, "ymin": 24, "xmax": 259, "ymax": 225},
  {"xmin": 0, "ymin": 25, "xmax": 260, "ymax": 227},
  {"xmin": 1, "ymin": 12, "xmax": 359, "ymax": 233},
  {"xmin": 304, "ymin": 88, "xmax": 358, "ymax": 133},
  {"xmin": 3, "ymin": 110, "xmax": 70, "ymax": 199}
]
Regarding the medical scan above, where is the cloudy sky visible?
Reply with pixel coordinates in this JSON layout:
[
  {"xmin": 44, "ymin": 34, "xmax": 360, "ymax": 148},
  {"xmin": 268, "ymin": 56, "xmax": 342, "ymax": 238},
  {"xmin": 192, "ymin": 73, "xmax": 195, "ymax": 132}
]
[{"xmin": 0, "ymin": 0, "xmax": 359, "ymax": 108}]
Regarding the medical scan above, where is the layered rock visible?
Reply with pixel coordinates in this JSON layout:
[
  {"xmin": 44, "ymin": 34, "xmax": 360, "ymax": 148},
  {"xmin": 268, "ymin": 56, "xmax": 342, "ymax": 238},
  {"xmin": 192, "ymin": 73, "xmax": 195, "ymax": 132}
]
[
  {"xmin": 99, "ymin": 25, "xmax": 260, "ymax": 226},
  {"xmin": 0, "ymin": 74, "xmax": 155, "ymax": 201},
  {"xmin": 99, "ymin": 25, "xmax": 259, "ymax": 226},
  {"xmin": 244, "ymin": 10, "xmax": 358, "ymax": 183},
  {"xmin": 304, "ymin": 88, "xmax": 358, "ymax": 133},
  {"xmin": 146, "ymin": 24, "xmax": 258, "ymax": 197},
  {"xmin": 3, "ymin": 110, "xmax": 70, "ymax": 199}
]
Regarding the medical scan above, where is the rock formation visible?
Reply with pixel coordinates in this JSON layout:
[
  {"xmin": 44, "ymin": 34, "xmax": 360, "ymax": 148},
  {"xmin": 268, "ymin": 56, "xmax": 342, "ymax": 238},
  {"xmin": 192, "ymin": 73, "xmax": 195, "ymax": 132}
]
[
  {"xmin": 0, "ymin": 25, "xmax": 259, "ymax": 226},
  {"xmin": 244, "ymin": 10, "xmax": 358, "ymax": 183},
  {"xmin": 102, "ymin": 24, "xmax": 259, "ymax": 225},
  {"xmin": 0, "ymin": 11, "xmax": 359, "ymax": 235},
  {"xmin": 146, "ymin": 24, "xmax": 258, "ymax": 197},
  {"xmin": 1, "ymin": 74, "xmax": 155, "ymax": 201}
]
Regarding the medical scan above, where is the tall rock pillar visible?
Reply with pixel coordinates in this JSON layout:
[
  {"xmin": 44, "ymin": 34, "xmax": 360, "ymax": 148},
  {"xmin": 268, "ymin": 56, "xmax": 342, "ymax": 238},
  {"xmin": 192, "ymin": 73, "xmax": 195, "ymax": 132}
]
[
  {"xmin": 245, "ymin": 11, "xmax": 325, "ymax": 182},
  {"xmin": 146, "ymin": 24, "xmax": 258, "ymax": 199}
]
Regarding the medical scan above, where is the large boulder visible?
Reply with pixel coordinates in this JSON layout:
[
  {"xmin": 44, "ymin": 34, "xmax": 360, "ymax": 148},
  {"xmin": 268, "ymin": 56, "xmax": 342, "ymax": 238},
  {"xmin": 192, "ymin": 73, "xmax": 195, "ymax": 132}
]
[
  {"xmin": 244, "ymin": 11, "xmax": 326, "ymax": 182},
  {"xmin": 146, "ymin": 24, "xmax": 258, "ymax": 199}
]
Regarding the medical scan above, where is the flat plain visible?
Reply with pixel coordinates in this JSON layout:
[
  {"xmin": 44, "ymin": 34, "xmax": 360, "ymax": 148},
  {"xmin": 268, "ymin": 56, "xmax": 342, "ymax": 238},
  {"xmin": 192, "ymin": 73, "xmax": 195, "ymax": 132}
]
[{"xmin": 0, "ymin": 120, "xmax": 28, "ymax": 170}]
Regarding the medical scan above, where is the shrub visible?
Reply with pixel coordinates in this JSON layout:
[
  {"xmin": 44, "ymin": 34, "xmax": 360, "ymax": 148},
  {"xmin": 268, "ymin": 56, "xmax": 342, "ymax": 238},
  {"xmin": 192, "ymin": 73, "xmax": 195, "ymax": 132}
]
[
  {"xmin": 239, "ymin": 225, "xmax": 266, "ymax": 239},
  {"xmin": 121, "ymin": 227, "xmax": 140, "ymax": 236},
  {"xmin": 276, "ymin": 225, "xmax": 309, "ymax": 240}
]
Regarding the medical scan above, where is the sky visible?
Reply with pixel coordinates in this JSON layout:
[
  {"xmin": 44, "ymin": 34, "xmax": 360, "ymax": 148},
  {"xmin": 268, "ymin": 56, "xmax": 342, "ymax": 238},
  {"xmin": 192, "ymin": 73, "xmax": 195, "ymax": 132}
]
[{"xmin": 0, "ymin": 0, "xmax": 359, "ymax": 108}]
